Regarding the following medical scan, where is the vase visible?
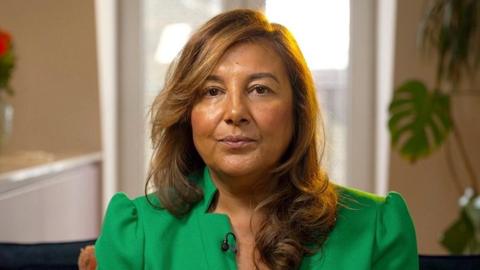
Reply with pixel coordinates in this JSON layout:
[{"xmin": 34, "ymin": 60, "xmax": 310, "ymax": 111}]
[{"xmin": 0, "ymin": 93, "xmax": 13, "ymax": 151}]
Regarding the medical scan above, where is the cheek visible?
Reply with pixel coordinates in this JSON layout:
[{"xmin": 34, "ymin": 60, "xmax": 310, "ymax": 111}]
[
  {"xmin": 190, "ymin": 108, "xmax": 203, "ymax": 138},
  {"xmin": 257, "ymin": 102, "xmax": 294, "ymax": 142},
  {"xmin": 191, "ymin": 105, "xmax": 215, "ymax": 136},
  {"xmin": 191, "ymin": 106, "xmax": 211, "ymax": 162}
]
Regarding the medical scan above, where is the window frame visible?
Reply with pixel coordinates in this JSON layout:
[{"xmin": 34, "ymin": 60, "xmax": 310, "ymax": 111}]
[{"xmin": 96, "ymin": 0, "xmax": 397, "ymax": 202}]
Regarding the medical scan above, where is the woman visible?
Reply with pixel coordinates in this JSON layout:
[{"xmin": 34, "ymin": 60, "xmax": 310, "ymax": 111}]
[{"xmin": 95, "ymin": 9, "xmax": 418, "ymax": 270}]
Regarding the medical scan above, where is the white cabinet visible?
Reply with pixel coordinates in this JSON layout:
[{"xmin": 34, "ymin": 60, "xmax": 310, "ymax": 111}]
[{"xmin": 0, "ymin": 152, "xmax": 102, "ymax": 243}]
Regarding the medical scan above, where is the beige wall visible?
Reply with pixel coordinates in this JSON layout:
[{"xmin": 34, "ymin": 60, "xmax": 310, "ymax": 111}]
[
  {"xmin": 390, "ymin": 0, "xmax": 480, "ymax": 254},
  {"xmin": 0, "ymin": 0, "xmax": 100, "ymax": 153}
]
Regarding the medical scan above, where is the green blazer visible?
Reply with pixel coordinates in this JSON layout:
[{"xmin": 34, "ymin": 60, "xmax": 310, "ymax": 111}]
[{"xmin": 95, "ymin": 167, "xmax": 419, "ymax": 269}]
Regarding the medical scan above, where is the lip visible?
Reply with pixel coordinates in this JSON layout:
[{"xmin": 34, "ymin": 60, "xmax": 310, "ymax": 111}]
[{"xmin": 218, "ymin": 135, "xmax": 256, "ymax": 149}]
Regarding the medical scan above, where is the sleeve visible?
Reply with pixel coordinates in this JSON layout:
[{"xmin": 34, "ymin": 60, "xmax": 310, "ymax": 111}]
[
  {"xmin": 95, "ymin": 193, "xmax": 144, "ymax": 270},
  {"xmin": 372, "ymin": 192, "xmax": 419, "ymax": 270}
]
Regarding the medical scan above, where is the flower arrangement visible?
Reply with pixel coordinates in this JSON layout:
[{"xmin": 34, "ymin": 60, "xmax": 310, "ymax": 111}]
[{"xmin": 0, "ymin": 28, "xmax": 15, "ymax": 96}]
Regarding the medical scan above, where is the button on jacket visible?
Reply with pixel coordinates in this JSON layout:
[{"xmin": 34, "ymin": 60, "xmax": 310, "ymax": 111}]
[{"xmin": 95, "ymin": 167, "xmax": 419, "ymax": 269}]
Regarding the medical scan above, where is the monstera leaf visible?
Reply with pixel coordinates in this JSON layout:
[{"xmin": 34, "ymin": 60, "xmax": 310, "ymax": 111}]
[
  {"xmin": 441, "ymin": 208, "xmax": 476, "ymax": 254},
  {"xmin": 441, "ymin": 200, "xmax": 480, "ymax": 254},
  {"xmin": 388, "ymin": 80, "xmax": 453, "ymax": 162}
]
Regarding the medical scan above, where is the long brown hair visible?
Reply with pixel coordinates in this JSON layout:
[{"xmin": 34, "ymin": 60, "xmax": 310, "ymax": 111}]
[{"xmin": 147, "ymin": 9, "xmax": 337, "ymax": 269}]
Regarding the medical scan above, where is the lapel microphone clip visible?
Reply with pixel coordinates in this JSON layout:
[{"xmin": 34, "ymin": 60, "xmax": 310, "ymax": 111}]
[{"xmin": 221, "ymin": 232, "xmax": 238, "ymax": 254}]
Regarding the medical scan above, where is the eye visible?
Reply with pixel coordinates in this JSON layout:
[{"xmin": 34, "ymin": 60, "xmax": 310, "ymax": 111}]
[
  {"xmin": 204, "ymin": 87, "xmax": 223, "ymax": 96},
  {"xmin": 251, "ymin": 85, "xmax": 271, "ymax": 95}
]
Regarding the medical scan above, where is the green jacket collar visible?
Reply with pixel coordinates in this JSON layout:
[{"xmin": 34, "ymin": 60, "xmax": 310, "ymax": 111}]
[
  {"xmin": 195, "ymin": 166, "xmax": 218, "ymax": 213},
  {"xmin": 192, "ymin": 167, "xmax": 238, "ymax": 269}
]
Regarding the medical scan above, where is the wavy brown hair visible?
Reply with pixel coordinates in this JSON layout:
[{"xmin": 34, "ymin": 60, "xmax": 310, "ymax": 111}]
[{"xmin": 146, "ymin": 9, "xmax": 338, "ymax": 269}]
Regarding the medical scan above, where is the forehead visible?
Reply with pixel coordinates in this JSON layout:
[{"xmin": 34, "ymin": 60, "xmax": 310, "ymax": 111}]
[{"xmin": 211, "ymin": 40, "xmax": 288, "ymax": 77}]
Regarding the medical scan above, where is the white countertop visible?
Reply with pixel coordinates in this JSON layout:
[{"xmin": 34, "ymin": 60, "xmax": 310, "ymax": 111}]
[{"xmin": 0, "ymin": 151, "xmax": 102, "ymax": 194}]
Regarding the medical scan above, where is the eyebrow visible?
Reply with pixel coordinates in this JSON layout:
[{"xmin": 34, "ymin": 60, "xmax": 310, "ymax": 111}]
[
  {"xmin": 205, "ymin": 72, "xmax": 280, "ymax": 84},
  {"xmin": 205, "ymin": 74, "xmax": 224, "ymax": 83},
  {"xmin": 249, "ymin": 72, "xmax": 280, "ymax": 84}
]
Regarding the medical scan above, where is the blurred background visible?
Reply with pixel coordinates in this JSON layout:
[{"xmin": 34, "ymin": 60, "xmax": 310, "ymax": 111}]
[{"xmin": 0, "ymin": 0, "xmax": 478, "ymax": 256}]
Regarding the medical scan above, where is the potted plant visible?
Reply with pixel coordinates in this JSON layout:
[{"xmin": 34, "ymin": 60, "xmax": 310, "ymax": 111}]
[
  {"xmin": 388, "ymin": 0, "xmax": 480, "ymax": 254},
  {"xmin": 0, "ymin": 28, "xmax": 15, "ymax": 149}
]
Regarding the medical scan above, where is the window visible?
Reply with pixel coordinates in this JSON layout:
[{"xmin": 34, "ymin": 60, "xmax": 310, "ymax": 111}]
[
  {"xmin": 143, "ymin": 0, "xmax": 222, "ymax": 174},
  {"xmin": 266, "ymin": 0, "xmax": 350, "ymax": 184},
  {"xmin": 112, "ymin": 0, "xmax": 386, "ymax": 197}
]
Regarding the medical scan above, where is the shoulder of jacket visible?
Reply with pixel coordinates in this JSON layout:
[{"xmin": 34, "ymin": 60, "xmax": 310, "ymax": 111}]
[{"xmin": 336, "ymin": 185, "xmax": 384, "ymax": 210}]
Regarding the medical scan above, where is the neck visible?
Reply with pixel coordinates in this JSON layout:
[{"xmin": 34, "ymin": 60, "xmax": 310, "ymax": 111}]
[
  {"xmin": 208, "ymin": 168, "xmax": 275, "ymax": 217},
  {"xmin": 207, "ymin": 168, "xmax": 273, "ymax": 269}
]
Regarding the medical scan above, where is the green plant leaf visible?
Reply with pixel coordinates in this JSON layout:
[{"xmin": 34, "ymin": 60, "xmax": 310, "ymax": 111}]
[
  {"xmin": 419, "ymin": 0, "xmax": 480, "ymax": 87},
  {"xmin": 388, "ymin": 80, "xmax": 452, "ymax": 162},
  {"xmin": 0, "ymin": 48, "xmax": 15, "ymax": 90},
  {"xmin": 441, "ymin": 209, "xmax": 475, "ymax": 254}
]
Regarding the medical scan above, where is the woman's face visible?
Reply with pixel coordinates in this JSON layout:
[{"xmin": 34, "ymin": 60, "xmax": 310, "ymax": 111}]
[{"xmin": 191, "ymin": 41, "xmax": 294, "ymax": 180}]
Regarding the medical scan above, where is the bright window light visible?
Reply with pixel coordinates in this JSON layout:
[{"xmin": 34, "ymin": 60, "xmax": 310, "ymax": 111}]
[
  {"xmin": 155, "ymin": 23, "xmax": 192, "ymax": 64},
  {"xmin": 266, "ymin": 0, "xmax": 350, "ymax": 70}
]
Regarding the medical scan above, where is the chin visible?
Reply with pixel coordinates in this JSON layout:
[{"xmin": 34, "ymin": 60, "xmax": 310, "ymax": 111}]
[
  {"xmin": 218, "ymin": 166, "xmax": 256, "ymax": 177},
  {"xmin": 212, "ymin": 160, "xmax": 263, "ymax": 178}
]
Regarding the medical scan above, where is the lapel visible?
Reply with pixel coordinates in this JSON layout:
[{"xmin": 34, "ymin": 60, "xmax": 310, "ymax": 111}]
[{"xmin": 193, "ymin": 167, "xmax": 238, "ymax": 270}]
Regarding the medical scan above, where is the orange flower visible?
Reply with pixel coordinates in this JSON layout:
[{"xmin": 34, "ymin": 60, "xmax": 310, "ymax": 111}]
[{"xmin": 78, "ymin": 245, "xmax": 97, "ymax": 270}]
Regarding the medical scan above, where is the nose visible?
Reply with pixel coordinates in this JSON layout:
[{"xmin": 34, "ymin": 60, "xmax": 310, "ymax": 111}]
[{"xmin": 223, "ymin": 89, "xmax": 250, "ymax": 126}]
